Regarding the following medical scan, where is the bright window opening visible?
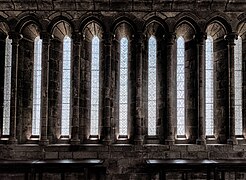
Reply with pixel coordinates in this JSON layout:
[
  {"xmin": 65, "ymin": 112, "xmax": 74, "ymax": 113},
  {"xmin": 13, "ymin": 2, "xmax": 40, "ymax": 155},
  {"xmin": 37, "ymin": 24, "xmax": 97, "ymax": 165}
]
[
  {"xmin": 148, "ymin": 36, "xmax": 157, "ymax": 136},
  {"xmin": 32, "ymin": 36, "xmax": 42, "ymax": 135},
  {"xmin": 205, "ymin": 36, "xmax": 214, "ymax": 136},
  {"xmin": 177, "ymin": 36, "xmax": 185, "ymax": 136},
  {"xmin": 3, "ymin": 36, "xmax": 12, "ymax": 135},
  {"xmin": 90, "ymin": 36, "xmax": 100, "ymax": 135},
  {"xmin": 61, "ymin": 36, "xmax": 72, "ymax": 136},
  {"xmin": 119, "ymin": 37, "xmax": 128, "ymax": 136},
  {"xmin": 235, "ymin": 36, "xmax": 242, "ymax": 135}
]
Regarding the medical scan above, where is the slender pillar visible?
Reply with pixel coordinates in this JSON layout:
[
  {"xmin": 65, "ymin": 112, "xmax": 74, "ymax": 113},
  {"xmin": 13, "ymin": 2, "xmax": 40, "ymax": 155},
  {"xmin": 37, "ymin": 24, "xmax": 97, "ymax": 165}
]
[
  {"xmin": 196, "ymin": 32, "xmax": 207, "ymax": 145},
  {"xmin": 70, "ymin": 32, "xmax": 81, "ymax": 145},
  {"xmin": 102, "ymin": 32, "xmax": 112, "ymax": 144},
  {"xmin": 8, "ymin": 32, "xmax": 20, "ymax": 144},
  {"xmin": 39, "ymin": 32, "xmax": 51, "ymax": 145},
  {"xmin": 165, "ymin": 33, "xmax": 176, "ymax": 145},
  {"xmin": 134, "ymin": 32, "xmax": 144, "ymax": 145},
  {"xmin": 225, "ymin": 33, "xmax": 238, "ymax": 145}
]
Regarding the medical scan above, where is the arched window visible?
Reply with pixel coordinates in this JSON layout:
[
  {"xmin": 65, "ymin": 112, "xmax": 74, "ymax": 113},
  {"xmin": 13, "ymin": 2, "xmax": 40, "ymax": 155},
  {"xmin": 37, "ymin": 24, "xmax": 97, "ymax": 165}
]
[
  {"xmin": 119, "ymin": 37, "xmax": 128, "ymax": 136},
  {"xmin": 177, "ymin": 36, "xmax": 185, "ymax": 135},
  {"xmin": 32, "ymin": 36, "xmax": 42, "ymax": 135},
  {"xmin": 205, "ymin": 36, "xmax": 214, "ymax": 136},
  {"xmin": 3, "ymin": 36, "xmax": 12, "ymax": 135},
  {"xmin": 61, "ymin": 35, "xmax": 72, "ymax": 136},
  {"xmin": 148, "ymin": 36, "xmax": 157, "ymax": 135},
  {"xmin": 235, "ymin": 36, "xmax": 242, "ymax": 135},
  {"xmin": 90, "ymin": 36, "xmax": 100, "ymax": 135}
]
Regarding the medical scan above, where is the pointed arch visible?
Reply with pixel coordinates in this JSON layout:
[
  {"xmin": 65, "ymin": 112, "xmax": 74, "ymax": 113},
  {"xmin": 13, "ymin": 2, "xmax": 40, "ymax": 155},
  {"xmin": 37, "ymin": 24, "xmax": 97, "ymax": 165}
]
[
  {"xmin": 15, "ymin": 14, "xmax": 43, "ymax": 34},
  {"xmin": 47, "ymin": 16, "xmax": 75, "ymax": 37}
]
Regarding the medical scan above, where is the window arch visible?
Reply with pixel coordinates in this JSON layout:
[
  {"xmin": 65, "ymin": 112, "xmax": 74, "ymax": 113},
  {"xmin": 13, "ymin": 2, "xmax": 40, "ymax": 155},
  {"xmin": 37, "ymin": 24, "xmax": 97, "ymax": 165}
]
[
  {"xmin": 177, "ymin": 36, "xmax": 185, "ymax": 136},
  {"xmin": 32, "ymin": 36, "xmax": 42, "ymax": 136},
  {"xmin": 235, "ymin": 36, "xmax": 242, "ymax": 135},
  {"xmin": 61, "ymin": 35, "xmax": 72, "ymax": 136},
  {"xmin": 3, "ymin": 36, "xmax": 12, "ymax": 135},
  {"xmin": 148, "ymin": 36, "xmax": 157, "ymax": 135},
  {"xmin": 205, "ymin": 36, "xmax": 214, "ymax": 136},
  {"xmin": 119, "ymin": 37, "xmax": 128, "ymax": 136},
  {"xmin": 90, "ymin": 36, "xmax": 100, "ymax": 135}
]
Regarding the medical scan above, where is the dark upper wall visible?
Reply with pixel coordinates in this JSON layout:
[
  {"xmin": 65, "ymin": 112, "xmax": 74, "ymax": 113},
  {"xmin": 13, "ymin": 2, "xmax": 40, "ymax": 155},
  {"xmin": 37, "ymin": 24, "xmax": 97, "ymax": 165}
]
[{"xmin": 0, "ymin": 0, "xmax": 245, "ymax": 12}]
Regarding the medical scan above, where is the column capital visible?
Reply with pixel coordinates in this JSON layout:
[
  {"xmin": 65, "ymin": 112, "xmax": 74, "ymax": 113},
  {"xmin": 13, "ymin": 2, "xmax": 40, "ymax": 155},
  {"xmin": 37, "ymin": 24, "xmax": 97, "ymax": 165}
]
[
  {"xmin": 135, "ymin": 32, "xmax": 145, "ymax": 44},
  {"xmin": 71, "ymin": 31, "xmax": 82, "ymax": 44},
  {"xmin": 8, "ymin": 32, "xmax": 22, "ymax": 44},
  {"xmin": 194, "ymin": 32, "xmax": 207, "ymax": 44},
  {"xmin": 40, "ymin": 32, "xmax": 52, "ymax": 44},
  {"xmin": 224, "ymin": 32, "xmax": 238, "ymax": 45},
  {"xmin": 102, "ymin": 32, "xmax": 113, "ymax": 45},
  {"xmin": 165, "ymin": 33, "xmax": 176, "ymax": 45}
]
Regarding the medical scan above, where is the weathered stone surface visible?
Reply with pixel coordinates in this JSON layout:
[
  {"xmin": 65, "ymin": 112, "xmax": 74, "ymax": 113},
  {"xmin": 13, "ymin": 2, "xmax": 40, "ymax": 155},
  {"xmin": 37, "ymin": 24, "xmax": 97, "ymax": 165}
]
[{"xmin": 0, "ymin": 1, "xmax": 245, "ymax": 179}]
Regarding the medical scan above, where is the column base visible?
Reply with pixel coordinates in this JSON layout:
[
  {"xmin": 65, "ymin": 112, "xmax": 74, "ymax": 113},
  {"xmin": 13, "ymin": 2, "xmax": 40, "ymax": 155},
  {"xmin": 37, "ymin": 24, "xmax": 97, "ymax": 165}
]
[
  {"xmin": 227, "ymin": 138, "xmax": 237, "ymax": 145},
  {"xmin": 134, "ymin": 139, "xmax": 144, "ymax": 145},
  {"xmin": 8, "ymin": 138, "xmax": 17, "ymax": 144},
  {"xmin": 102, "ymin": 139, "xmax": 112, "ymax": 145},
  {"xmin": 196, "ymin": 138, "xmax": 206, "ymax": 145},
  {"xmin": 39, "ymin": 139, "xmax": 49, "ymax": 146},
  {"xmin": 70, "ymin": 139, "xmax": 80, "ymax": 145},
  {"xmin": 165, "ymin": 139, "xmax": 174, "ymax": 145}
]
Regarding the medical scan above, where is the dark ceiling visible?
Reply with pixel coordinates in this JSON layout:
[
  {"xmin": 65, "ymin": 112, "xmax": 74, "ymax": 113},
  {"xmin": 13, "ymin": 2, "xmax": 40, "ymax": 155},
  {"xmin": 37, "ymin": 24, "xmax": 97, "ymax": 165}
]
[{"xmin": 0, "ymin": 0, "xmax": 245, "ymax": 12}]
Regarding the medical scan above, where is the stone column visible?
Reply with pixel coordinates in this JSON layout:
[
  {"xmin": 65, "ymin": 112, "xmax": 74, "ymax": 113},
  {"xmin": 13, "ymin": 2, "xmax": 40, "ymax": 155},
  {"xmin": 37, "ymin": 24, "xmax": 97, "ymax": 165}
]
[
  {"xmin": 8, "ymin": 32, "xmax": 20, "ymax": 144},
  {"xmin": 102, "ymin": 32, "xmax": 112, "ymax": 144},
  {"xmin": 70, "ymin": 32, "xmax": 81, "ymax": 145},
  {"xmin": 196, "ymin": 32, "xmax": 207, "ymax": 145},
  {"xmin": 39, "ymin": 32, "xmax": 51, "ymax": 145},
  {"xmin": 165, "ymin": 33, "xmax": 176, "ymax": 145},
  {"xmin": 225, "ymin": 33, "xmax": 238, "ymax": 145},
  {"xmin": 133, "ymin": 32, "xmax": 144, "ymax": 145}
]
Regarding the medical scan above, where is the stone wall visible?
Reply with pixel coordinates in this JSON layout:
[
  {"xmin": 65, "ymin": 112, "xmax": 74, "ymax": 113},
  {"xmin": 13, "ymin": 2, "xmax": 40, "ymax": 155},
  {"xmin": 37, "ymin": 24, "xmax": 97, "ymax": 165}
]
[{"xmin": 0, "ymin": 1, "xmax": 245, "ymax": 179}]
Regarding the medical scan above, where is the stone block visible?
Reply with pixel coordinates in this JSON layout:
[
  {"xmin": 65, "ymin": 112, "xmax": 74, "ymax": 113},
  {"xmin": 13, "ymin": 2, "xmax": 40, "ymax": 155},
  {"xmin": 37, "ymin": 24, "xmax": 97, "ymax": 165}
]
[
  {"xmin": 170, "ymin": 145, "xmax": 188, "ymax": 151},
  {"xmin": 59, "ymin": 152, "xmax": 72, "ymax": 159},
  {"xmin": 233, "ymin": 145, "xmax": 246, "ymax": 152},
  {"xmin": 206, "ymin": 144, "xmax": 233, "ymax": 152},
  {"xmin": 45, "ymin": 152, "xmax": 58, "ymax": 159},
  {"xmin": 73, "ymin": 151, "xmax": 97, "ymax": 159},
  {"xmin": 181, "ymin": 151, "xmax": 208, "ymax": 159},
  {"xmin": 187, "ymin": 145, "xmax": 206, "ymax": 151}
]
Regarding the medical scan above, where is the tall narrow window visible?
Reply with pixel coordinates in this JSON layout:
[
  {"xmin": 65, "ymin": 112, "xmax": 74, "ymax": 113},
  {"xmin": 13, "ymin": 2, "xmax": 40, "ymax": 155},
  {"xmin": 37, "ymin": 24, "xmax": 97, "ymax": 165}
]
[
  {"xmin": 205, "ymin": 36, "xmax": 214, "ymax": 136},
  {"xmin": 148, "ymin": 36, "xmax": 157, "ymax": 135},
  {"xmin": 177, "ymin": 36, "xmax": 185, "ymax": 135},
  {"xmin": 90, "ymin": 36, "xmax": 100, "ymax": 135},
  {"xmin": 235, "ymin": 36, "xmax": 242, "ymax": 135},
  {"xmin": 3, "ymin": 37, "xmax": 12, "ymax": 135},
  {"xmin": 61, "ymin": 36, "xmax": 71, "ymax": 135},
  {"xmin": 32, "ymin": 36, "xmax": 42, "ymax": 135},
  {"xmin": 119, "ymin": 37, "xmax": 128, "ymax": 135}
]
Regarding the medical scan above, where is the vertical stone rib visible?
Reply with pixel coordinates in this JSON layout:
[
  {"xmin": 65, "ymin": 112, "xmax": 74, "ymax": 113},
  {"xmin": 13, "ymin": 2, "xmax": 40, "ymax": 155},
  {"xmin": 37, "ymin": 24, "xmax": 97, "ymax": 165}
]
[
  {"xmin": 71, "ymin": 32, "xmax": 81, "ymax": 144},
  {"xmin": 134, "ymin": 32, "xmax": 144, "ymax": 145},
  {"xmin": 165, "ymin": 33, "xmax": 176, "ymax": 145},
  {"xmin": 196, "ymin": 32, "xmax": 206, "ymax": 145},
  {"xmin": 102, "ymin": 32, "xmax": 112, "ymax": 144},
  {"xmin": 8, "ymin": 32, "xmax": 20, "ymax": 144},
  {"xmin": 225, "ymin": 33, "xmax": 237, "ymax": 145},
  {"xmin": 39, "ymin": 32, "xmax": 51, "ymax": 145}
]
